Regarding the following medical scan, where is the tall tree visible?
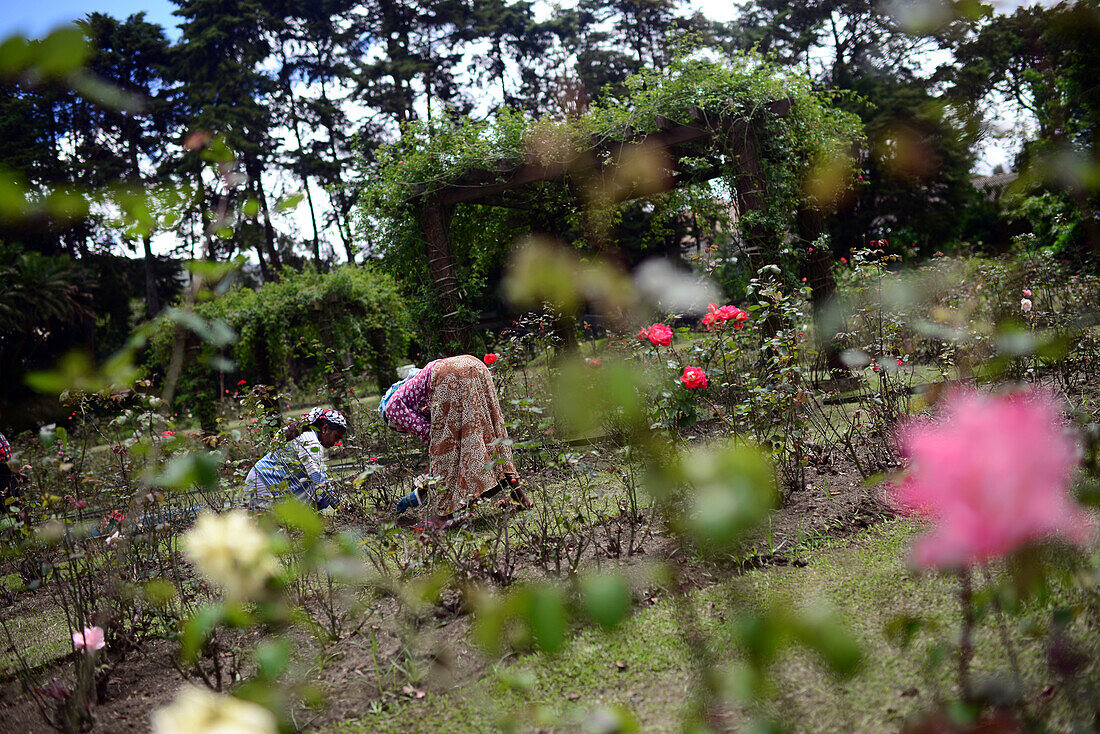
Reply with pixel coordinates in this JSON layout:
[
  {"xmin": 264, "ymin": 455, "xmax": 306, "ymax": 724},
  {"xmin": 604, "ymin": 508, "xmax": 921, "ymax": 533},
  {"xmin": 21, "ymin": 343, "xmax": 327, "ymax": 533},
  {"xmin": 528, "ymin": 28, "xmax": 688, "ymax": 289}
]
[
  {"xmin": 172, "ymin": 0, "xmax": 283, "ymax": 277},
  {"xmin": 79, "ymin": 12, "xmax": 174, "ymax": 316},
  {"xmin": 356, "ymin": 0, "xmax": 475, "ymax": 127},
  {"xmin": 272, "ymin": 0, "xmax": 366, "ymax": 264},
  {"xmin": 947, "ymin": 0, "xmax": 1100, "ymax": 260},
  {"xmin": 732, "ymin": 0, "xmax": 981, "ymax": 255}
]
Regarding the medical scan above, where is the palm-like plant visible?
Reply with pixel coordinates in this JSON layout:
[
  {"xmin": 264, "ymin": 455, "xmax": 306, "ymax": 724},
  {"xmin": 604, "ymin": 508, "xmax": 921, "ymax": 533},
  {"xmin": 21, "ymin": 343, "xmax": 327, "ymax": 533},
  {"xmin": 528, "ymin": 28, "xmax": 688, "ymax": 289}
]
[{"xmin": 0, "ymin": 246, "xmax": 93, "ymax": 369}]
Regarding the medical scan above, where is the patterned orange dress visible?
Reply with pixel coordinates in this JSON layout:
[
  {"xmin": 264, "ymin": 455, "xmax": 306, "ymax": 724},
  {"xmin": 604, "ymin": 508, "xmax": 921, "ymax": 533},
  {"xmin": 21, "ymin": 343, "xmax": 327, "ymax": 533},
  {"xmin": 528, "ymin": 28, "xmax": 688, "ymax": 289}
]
[{"xmin": 384, "ymin": 355, "xmax": 518, "ymax": 515}]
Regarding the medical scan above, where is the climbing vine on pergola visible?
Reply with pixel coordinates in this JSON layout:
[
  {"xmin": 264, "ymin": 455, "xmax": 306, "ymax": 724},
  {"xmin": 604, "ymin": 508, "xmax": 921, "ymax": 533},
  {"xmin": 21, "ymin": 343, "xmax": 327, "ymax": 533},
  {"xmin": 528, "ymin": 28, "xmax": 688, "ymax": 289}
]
[{"xmin": 361, "ymin": 52, "xmax": 863, "ymax": 351}]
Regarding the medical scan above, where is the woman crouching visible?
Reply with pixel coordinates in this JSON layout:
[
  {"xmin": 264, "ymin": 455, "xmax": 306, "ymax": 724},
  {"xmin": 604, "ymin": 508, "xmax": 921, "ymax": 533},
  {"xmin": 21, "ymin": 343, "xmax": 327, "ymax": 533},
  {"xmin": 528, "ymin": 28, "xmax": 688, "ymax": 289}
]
[
  {"xmin": 380, "ymin": 355, "xmax": 531, "ymax": 518},
  {"xmin": 246, "ymin": 407, "xmax": 347, "ymax": 511}
]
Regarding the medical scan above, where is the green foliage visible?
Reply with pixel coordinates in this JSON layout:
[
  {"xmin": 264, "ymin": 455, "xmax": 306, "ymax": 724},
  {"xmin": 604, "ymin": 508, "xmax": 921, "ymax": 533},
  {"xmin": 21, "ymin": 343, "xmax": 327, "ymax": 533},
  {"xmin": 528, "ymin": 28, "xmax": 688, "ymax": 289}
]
[
  {"xmin": 360, "ymin": 50, "xmax": 862, "ymax": 343},
  {"xmin": 145, "ymin": 265, "xmax": 411, "ymax": 423}
]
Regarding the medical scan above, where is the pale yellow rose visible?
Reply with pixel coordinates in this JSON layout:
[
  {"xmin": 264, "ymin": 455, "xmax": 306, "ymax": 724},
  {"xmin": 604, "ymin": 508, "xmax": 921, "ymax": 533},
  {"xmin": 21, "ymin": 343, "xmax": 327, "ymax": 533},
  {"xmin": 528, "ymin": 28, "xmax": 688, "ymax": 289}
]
[
  {"xmin": 183, "ymin": 510, "xmax": 280, "ymax": 601},
  {"xmin": 151, "ymin": 686, "xmax": 277, "ymax": 734}
]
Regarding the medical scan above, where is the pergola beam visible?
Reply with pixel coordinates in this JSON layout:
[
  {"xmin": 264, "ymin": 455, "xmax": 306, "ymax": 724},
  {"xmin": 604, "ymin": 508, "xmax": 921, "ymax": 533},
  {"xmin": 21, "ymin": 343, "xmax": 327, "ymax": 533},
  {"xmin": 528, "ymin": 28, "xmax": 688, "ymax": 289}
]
[{"xmin": 435, "ymin": 99, "xmax": 791, "ymax": 208}]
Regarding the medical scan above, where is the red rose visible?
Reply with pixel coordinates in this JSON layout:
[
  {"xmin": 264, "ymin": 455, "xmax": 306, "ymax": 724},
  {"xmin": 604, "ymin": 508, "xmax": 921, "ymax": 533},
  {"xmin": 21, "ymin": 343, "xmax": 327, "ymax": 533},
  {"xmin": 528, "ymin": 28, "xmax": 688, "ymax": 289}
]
[
  {"xmin": 680, "ymin": 366, "xmax": 708, "ymax": 390},
  {"xmin": 646, "ymin": 323, "xmax": 672, "ymax": 347},
  {"xmin": 237, "ymin": 379, "xmax": 247, "ymax": 386},
  {"xmin": 160, "ymin": 430, "xmax": 174, "ymax": 437},
  {"xmin": 716, "ymin": 305, "xmax": 748, "ymax": 327},
  {"xmin": 637, "ymin": 327, "xmax": 648, "ymax": 341},
  {"xmin": 483, "ymin": 353, "xmax": 499, "ymax": 365}
]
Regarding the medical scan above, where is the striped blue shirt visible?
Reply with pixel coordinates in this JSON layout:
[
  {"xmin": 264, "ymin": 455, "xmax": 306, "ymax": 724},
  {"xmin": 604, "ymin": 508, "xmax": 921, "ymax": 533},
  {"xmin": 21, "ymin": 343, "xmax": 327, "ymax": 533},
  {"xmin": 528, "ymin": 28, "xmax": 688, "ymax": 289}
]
[{"xmin": 251, "ymin": 431, "xmax": 330, "ymax": 508}]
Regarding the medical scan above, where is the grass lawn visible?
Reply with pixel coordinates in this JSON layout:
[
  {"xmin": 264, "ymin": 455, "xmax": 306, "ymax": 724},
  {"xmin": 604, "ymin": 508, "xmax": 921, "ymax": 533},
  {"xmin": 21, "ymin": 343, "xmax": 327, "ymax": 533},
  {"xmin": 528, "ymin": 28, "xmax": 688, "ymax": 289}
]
[{"xmin": 328, "ymin": 519, "xmax": 1096, "ymax": 733}]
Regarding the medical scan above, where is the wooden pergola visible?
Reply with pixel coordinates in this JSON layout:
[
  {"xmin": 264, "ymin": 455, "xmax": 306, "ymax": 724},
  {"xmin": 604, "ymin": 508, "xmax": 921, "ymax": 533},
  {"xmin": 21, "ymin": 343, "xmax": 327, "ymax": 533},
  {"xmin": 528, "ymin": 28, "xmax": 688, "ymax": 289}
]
[{"xmin": 408, "ymin": 98, "xmax": 836, "ymax": 350}]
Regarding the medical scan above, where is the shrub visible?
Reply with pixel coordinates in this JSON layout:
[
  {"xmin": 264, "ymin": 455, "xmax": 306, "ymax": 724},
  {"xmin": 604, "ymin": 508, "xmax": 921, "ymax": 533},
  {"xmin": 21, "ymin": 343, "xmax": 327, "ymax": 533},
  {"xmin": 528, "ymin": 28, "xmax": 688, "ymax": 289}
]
[{"xmin": 145, "ymin": 266, "xmax": 411, "ymax": 429}]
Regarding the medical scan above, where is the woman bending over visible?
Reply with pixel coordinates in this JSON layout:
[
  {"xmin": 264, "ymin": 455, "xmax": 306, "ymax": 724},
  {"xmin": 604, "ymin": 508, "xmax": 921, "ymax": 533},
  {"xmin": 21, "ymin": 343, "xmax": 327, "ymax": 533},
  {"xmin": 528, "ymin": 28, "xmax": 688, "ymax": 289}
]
[
  {"xmin": 380, "ymin": 355, "xmax": 530, "ymax": 518},
  {"xmin": 246, "ymin": 407, "xmax": 347, "ymax": 511}
]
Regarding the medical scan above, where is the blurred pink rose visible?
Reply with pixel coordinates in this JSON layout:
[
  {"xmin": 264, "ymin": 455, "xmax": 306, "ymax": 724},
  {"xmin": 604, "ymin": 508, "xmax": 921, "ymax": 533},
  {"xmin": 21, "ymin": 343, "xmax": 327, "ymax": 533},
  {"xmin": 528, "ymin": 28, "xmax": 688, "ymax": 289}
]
[
  {"xmin": 1022, "ymin": 288, "xmax": 1032, "ymax": 296},
  {"xmin": 889, "ymin": 390, "xmax": 1091, "ymax": 568},
  {"xmin": 73, "ymin": 626, "xmax": 105, "ymax": 652}
]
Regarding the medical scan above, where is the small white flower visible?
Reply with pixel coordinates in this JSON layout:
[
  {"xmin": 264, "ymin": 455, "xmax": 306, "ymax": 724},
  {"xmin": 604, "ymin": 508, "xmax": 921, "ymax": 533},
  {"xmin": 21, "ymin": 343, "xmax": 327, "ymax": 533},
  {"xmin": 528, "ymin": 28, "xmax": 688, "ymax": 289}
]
[
  {"xmin": 1021, "ymin": 298, "xmax": 1033, "ymax": 313},
  {"xmin": 183, "ymin": 511, "xmax": 280, "ymax": 601},
  {"xmin": 152, "ymin": 686, "xmax": 277, "ymax": 734},
  {"xmin": 105, "ymin": 530, "xmax": 120, "ymax": 547}
]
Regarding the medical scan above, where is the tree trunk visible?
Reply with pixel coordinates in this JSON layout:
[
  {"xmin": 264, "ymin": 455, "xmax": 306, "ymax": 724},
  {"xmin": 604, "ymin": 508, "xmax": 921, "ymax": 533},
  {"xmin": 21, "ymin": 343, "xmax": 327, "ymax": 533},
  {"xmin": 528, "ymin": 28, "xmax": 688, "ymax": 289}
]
[
  {"xmin": 254, "ymin": 232, "xmax": 272, "ymax": 283},
  {"xmin": 255, "ymin": 177, "xmax": 282, "ymax": 279},
  {"xmin": 420, "ymin": 198, "xmax": 469, "ymax": 351},
  {"xmin": 283, "ymin": 70, "xmax": 323, "ymax": 267},
  {"xmin": 142, "ymin": 233, "xmax": 161, "ymax": 318},
  {"xmin": 198, "ymin": 176, "xmax": 216, "ymax": 261},
  {"xmin": 732, "ymin": 136, "xmax": 783, "ymax": 342},
  {"xmin": 302, "ymin": 177, "xmax": 323, "ymax": 267},
  {"xmin": 317, "ymin": 77, "xmax": 356, "ymax": 262},
  {"xmin": 334, "ymin": 195, "xmax": 356, "ymax": 263}
]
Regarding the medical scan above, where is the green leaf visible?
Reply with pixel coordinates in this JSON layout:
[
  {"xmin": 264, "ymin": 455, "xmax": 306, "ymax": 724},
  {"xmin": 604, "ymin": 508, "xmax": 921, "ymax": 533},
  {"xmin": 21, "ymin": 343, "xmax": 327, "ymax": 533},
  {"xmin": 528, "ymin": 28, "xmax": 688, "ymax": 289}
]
[
  {"xmin": 255, "ymin": 638, "xmax": 292, "ymax": 681},
  {"xmin": 208, "ymin": 356, "xmax": 236, "ymax": 373},
  {"xmin": 38, "ymin": 423, "xmax": 56, "ymax": 448},
  {"xmin": 275, "ymin": 192, "xmax": 304, "ymax": 212},
  {"xmin": 181, "ymin": 603, "xmax": 224, "ymax": 662},
  {"xmin": 793, "ymin": 607, "xmax": 863, "ymax": 678},
  {"xmin": 524, "ymin": 585, "xmax": 567, "ymax": 653},
  {"xmin": 25, "ymin": 348, "xmax": 138, "ymax": 395},
  {"xmin": 884, "ymin": 613, "xmax": 922, "ymax": 650},
  {"xmin": 580, "ymin": 573, "xmax": 632, "ymax": 630},
  {"xmin": 0, "ymin": 35, "xmax": 31, "ymax": 76},
  {"xmin": 681, "ymin": 442, "xmax": 777, "ymax": 552},
  {"xmin": 186, "ymin": 258, "xmax": 242, "ymax": 283},
  {"xmin": 163, "ymin": 307, "xmax": 237, "ymax": 347},
  {"xmin": 157, "ymin": 452, "xmax": 224, "ymax": 491},
  {"xmin": 271, "ymin": 498, "xmax": 323, "ymax": 543},
  {"xmin": 33, "ymin": 27, "xmax": 89, "ymax": 77},
  {"xmin": 471, "ymin": 589, "xmax": 506, "ymax": 654},
  {"xmin": 498, "ymin": 667, "xmax": 537, "ymax": 693},
  {"xmin": 143, "ymin": 579, "xmax": 178, "ymax": 610},
  {"xmin": 583, "ymin": 704, "xmax": 639, "ymax": 734}
]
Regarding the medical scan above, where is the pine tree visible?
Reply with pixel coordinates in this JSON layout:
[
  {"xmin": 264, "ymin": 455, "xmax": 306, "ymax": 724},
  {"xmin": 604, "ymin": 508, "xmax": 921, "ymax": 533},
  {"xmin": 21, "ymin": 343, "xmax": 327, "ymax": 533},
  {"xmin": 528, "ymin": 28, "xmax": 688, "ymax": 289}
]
[
  {"xmin": 172, "ymin": 0, "xmax": 282, "ymax": 277},
  {"xmin": 79, "ymin": 12, "xmax": 174, "ymax": 315}
]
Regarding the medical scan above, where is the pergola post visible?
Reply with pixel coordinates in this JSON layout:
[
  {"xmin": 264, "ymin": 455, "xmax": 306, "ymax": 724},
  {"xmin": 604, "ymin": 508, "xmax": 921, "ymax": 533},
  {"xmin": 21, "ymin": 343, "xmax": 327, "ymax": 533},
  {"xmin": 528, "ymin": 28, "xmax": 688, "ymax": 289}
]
[
  {"xmin": 798, "ymin": 206, "xmax": 846, "ymax": 375},
  {"xmin": 731, "ymin": 133, "xmax": 769, "ymax": 268}
]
